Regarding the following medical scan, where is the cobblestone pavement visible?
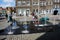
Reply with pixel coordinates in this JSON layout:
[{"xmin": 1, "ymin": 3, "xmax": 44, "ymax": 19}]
[
  {"xmin": 0, "ymin": 32, "xmax": 45, "ymax": 40},
  {"xmin": 0, "ymin": 19, "xmax": 12, "ymax": 30},
  {"xmin": 0, "ymin": 15, "xmax": 60, "ymax": 40}
]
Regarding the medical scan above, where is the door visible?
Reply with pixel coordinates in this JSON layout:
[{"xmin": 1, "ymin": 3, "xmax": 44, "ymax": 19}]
[{"xmin": 26, "ymin": 9, "xmax": 30, "ymax": 16}]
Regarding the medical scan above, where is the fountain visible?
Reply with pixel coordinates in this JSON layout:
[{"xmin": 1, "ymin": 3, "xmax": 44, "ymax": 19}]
[
  {"xmin": 35, "ymin": 11, "xmax": 48, "ymax": 27},
  {"xmin": 22, "ymin": 24, "xmax": 29, "ymax": 33},
  {"xmin": 21, "ymin": 13, "xmax": 29, "ymax": 33},
  {"xmin": 7, "ymin": 24, "xmax": 14, "ymax": 34},
  {"xmin": 4, "ymin": 21, "xmax": 19, "ymax": 35},
  {"xmin": 8, "ymin": 31, "xmax": 13, "ymax": 34}
]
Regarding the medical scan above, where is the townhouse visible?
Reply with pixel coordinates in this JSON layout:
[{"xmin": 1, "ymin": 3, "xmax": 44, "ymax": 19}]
[{"xmin": 16, "ymin": 0, "xmax": 60, "ymax": 16}]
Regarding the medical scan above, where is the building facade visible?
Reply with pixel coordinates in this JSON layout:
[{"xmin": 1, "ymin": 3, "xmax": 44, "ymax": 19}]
[
  {"xmin": 6, "ymin": 7, "xmax": 16, "ymax": 14},
  {"xmin": 0, "ymin": 7, "xmax": 6, "ymax": 15},
  {"xmin": 16, "ymin": 0, "xmax": 60, "ymax": 16},
  {"xmin": 0, "ymin": 7, "xmax": 2, "ymax": 14}
]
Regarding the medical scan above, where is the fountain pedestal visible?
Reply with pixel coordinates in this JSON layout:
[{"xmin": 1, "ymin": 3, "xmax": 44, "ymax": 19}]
[
  {"xmin": 8, "ymin": 31, "xmax": 13, "ymax": 34},
  {"xmin": 12, "ymin": 26, "xmax": 19, "ymax": 29},
  {"xmin": 12, "ymin": 21, "xmax": 19, "ymax": 29},
  {"xmin": 22, "ymin": 30, "xmax": 29, "ymax": 33}
]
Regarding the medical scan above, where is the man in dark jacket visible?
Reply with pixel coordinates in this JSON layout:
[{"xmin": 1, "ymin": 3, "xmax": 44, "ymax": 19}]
[{"xmin": 5, "ymin": 13, "xmax": 8, "ymax": 19}]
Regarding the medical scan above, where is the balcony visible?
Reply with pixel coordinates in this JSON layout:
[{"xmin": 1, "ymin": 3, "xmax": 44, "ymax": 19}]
[
  {"xmin": 47, "ymin": 2, "xmax": 53, "ymax": 6},
  {"xmin": 39, "ymin": 1, "xmax": 47, "ymax": 7},
  {"xmin": 53, "ymin": 0, "xmax": 60, "ymax": 3},
  {"xmin": 17, "ymin": 1, "xmax": 30, "ymax": 7},
  {"xmin": 32, "ymin": 2, "xmax": 39, "ymax": 6},
  {"xmin": 40, "ymin": 0, "xmax": 46, "ymax": 1},
  {"xmin": 40, "ymin": 2, "xmax": 46, "ymax": 7},
  {"xmin": 40, "ymin": 4, "xmax": 46, "ymax": 7}
]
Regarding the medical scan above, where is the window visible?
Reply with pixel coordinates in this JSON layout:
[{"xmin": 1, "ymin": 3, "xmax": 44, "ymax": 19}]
[
  {"xmin": 26, "ymin": 9, "xmax": 30, "ymax": 13},
  {"xmin": 53, "ymin": 5, "xmax": 60, "ymax": 9},
  {"xmin": 47, "ymin": 1, "xmax": 53, "ymax": 5},
  {"xmin": 26, "ymin": 9, "xmax": 30, "ymax": 15},
  {"xmin": 48, "ymin": 10, "xmax": 49, "ymax": 14},
  {"xmin": 40, "ymin": 2, "xmax": 43, "ymax": 6},
  {"xmin": 47, "ymin": 9, "xmax": 52, "ymax": 14},
  {"xmin": 55, "ymin": 5, "xmax": 57, "ymax": 8},
  {"xmin": 33, "ymin": 9, "xmax": 35, "ymax": 12},
  {"xmin": 33, "ymin": 9, "xmax": 38, "ymax": 13},
  {"xmin": 50, "ymin": 9, "xmax": 53, "ymax": 14},
  {"xmin": 57, "ymin": 5, "xmax": 60, "ymax": 8},
  {"xmin": 33, "ymin": 9, "xmax": 39, "ymax": 14},
  {"xmin": 46, "ymin": 9, "xmax": 48, "ymax": 12},
  {"xmin": 17, "ymin": 1, "xmax": 21, "ymax": 6},
  {"xmin": 44, "ymin": 2, "xmax": 46, "ymax": 6},
  {"xmin": 49, "ymin": 9, "xmax": 51, "ymax": 13},
  {"xmin": 50, "ymin": 2, "xmax": 53, "ymax": 5},
  {"xmin": 18, "ymin": 9, "xmax": 25, "ymax": 15},
  {"xmin": 54, "ymin": 0, "xmax": 58, "ymax": 2},
  {"xmin": 33, "ymin": 2, "xmax": 38, "ymax": 5},
  {"xmin": 36, "ymin": 9, "xmax": 38, "ymax": 13},
  {"xmin": 26, "ymin": 10, "xmax": 29, "ymax": 13},
  {"xmin": 41, "ymin": 10, "xmax": 46, "ymax": 14},
  {"xmin": 40, "ymin": 0, "xmax": 46, "ymax": 1},
  {"xmin": 22, "ymin": 1, "xmax": 26, "ymax": 6},
  {"xmin": 46, "ymin": 9, "xmax": 50, "ymax": 14},
  {"xmin": 57, "ymin": 0, "xmax": 59, "ymax": 2},
  {"xmin": 39, "ymin": 10, "xmax": 42, "ymax": 14},
  {"xmin": 18, "ymin": 9, "xmax": 21, "ymax": 15},
  {"xmin": 54, "ymin": 0, "xmax": 60, "ymax": 2},
  {"xmin": 26, "ymin": 1, "xmax": 30, "ymax": 6},
  {"xmin": 23, "ymin": 9, "xmax": 26, "ymax": 16},
  {"xmin": 40, "ymin": 1, "xmax": 46, "ymax": 6}
]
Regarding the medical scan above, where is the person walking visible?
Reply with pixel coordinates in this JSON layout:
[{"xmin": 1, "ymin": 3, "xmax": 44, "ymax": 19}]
[
  {"xmin": 5, "ymin": 13, "xmax": 8, "ymax": 19},
  {"xmin": 31, "ymin": 12, "xmax": 35, "ymax": 19},
  {"xmin": 10, "ymin": 14, "xmax": 12, "ymax": 22},
  {"xmin": 7, "ymin": 11, "xmax": 11, "ymax": 22}
]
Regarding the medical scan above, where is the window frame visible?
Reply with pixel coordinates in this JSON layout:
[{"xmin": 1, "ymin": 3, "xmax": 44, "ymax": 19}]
[
  {"xmin": 17, "ymin": 1, "xmax": 21, "ymax": 6},
  {"xmin": 26, "ymin": 1, "xmax": 30, "ymax": 6}
]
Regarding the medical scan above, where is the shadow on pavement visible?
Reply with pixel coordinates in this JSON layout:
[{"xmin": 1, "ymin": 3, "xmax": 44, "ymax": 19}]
[
  {"xmin": 0, "ymin": 21, "xmax": 58, "ymax": 35},
  {"xmin": 0, "ymin": 38, "xmax": 6, "ymax": 40},
  {"xmin": 0, "ymin": 21, "xmax": 54, "ymax": 35},
  {"xmin": 36, "ymin": 32, "xmax": 60, "ymax": 40},
  {"xmin": 36, "ymin": 24, "xmax": 60, "ymax": 40}
]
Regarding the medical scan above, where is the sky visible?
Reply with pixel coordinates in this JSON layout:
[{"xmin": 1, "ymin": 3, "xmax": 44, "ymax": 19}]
[{"xmin": 0, "ymin": 0, "xmax": 15, "ymax": 8}]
